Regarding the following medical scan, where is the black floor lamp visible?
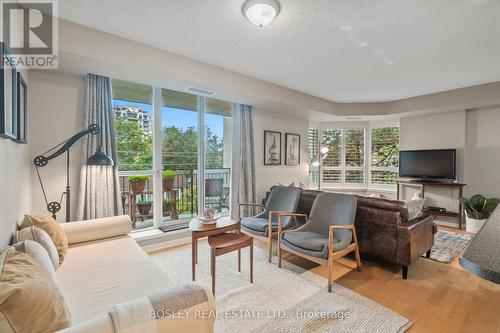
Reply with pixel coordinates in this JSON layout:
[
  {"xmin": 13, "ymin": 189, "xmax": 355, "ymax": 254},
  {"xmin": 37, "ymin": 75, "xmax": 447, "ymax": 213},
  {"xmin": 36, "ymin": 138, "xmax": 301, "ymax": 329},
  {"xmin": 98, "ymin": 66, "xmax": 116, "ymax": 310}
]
[{"xmin": 34, "ymin": 124, "xmax": 114, "ymax": 221}]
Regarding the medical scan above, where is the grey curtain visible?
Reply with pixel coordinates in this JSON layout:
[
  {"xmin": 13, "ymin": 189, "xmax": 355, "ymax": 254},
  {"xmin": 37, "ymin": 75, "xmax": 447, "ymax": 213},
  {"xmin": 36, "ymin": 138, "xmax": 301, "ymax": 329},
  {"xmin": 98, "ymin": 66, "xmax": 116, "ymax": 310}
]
[
  {"xmin": 231, "ymin": 104, "xmax": 256, "ymax": 220},
  {"xmin": 76, "ymin": 74, "xmax": 122, "ymax": 220}
]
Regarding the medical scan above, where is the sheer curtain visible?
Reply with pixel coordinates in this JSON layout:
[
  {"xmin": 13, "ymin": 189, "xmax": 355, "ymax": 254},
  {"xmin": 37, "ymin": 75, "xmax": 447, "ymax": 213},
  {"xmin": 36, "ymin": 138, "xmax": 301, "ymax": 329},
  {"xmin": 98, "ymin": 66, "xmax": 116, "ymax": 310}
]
[
  {"xmin": 231, "ymin": 104, "xmax": 256, "ymax": 220},
  {"xmin": 76, "ymin": 74, "xmax": 122, "ymax": 220}
]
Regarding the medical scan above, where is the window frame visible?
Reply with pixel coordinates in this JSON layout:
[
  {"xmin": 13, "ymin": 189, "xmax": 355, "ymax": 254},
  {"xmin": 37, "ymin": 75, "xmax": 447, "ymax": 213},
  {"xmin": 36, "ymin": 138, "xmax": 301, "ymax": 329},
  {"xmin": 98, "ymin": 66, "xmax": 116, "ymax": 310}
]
[
  {"xmin": 368, "ymin": 121, "xmax": 400, "ymax": 190},
  {"xmin": 311, "ymin": 120, "xmax": 400, "ymax": 191},
  {"xmin": 112, "ymin": 80, "xmax": 233, "ymax": 232},
  {"xmin": 319, "ymin": 122, "xmax": 368, "ymax": 189}
]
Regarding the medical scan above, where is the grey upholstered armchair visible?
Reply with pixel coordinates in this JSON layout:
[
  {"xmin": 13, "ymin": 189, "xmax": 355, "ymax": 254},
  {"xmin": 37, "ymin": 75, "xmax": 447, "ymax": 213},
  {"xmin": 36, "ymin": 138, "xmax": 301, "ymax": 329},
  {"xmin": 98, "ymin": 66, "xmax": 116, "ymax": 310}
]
[
  {"xmin": 239, "ymin": 186, "xmax": 303, "ymax": 263},
  {"xmin": 278, "ymin": 192, "xmax": 361, "ymax": 292}
]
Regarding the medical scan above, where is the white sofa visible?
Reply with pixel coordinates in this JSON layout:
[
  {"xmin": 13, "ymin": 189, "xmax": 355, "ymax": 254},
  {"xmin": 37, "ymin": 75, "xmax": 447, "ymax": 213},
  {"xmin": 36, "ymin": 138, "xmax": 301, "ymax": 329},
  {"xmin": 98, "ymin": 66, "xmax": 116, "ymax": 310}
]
[{"xmin": 54, "ymin": 215, "xmax": 215, "ymax": 332}]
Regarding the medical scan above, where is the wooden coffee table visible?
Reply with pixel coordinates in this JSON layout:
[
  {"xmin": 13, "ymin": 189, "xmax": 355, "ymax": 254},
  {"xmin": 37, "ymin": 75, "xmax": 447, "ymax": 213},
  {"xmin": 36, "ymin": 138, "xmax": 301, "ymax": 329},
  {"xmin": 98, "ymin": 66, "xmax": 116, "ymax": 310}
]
[{"xmin": 189, "ymin": 217, "xmax": 240, "ymax": 281}]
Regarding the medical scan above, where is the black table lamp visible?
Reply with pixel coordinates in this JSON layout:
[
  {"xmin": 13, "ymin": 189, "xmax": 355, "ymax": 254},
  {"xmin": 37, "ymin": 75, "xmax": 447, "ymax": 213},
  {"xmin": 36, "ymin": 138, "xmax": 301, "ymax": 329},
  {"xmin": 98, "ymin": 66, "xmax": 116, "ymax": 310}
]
[{"xmin": 34, "ymin": 124, "xmax": 114, "ymax": 221}]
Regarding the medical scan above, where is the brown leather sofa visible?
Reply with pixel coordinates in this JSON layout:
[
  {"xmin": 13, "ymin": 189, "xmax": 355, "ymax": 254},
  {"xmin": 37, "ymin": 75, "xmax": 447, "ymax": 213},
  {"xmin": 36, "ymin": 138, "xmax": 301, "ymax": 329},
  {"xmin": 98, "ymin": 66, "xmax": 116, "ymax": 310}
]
[{"xmin": 264, "ymin": 188, "xmax": 435, "ymax": 279}]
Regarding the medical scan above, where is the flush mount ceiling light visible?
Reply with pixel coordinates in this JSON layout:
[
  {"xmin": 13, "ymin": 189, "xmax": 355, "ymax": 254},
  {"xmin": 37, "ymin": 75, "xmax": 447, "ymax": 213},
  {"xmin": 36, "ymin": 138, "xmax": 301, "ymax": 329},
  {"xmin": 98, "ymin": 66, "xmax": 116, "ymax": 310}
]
[{"xmin": 243, "ymin": 0, "xmax": 280, "ymax": 27}]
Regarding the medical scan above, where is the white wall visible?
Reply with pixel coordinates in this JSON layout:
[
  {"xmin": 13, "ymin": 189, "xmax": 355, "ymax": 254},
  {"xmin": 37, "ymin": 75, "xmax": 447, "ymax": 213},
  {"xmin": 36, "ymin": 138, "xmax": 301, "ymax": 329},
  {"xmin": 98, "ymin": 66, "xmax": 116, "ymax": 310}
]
[
  {"xmin": 28, "ymin": 70, "xmax": 86, "ymax": 222},
  {"xmin": 0, "ymin": 70, "xmax": 31, "ymax": 249},
  {"xmin": 464, "ymin": 107, "xmax": 500, "ymax": 198},
  {"xmin": 400, "ymin": 110, "xmax": 466, "ymax": 181},
  {"xmin": 253, "ymin": 109, "xmax": 309, "ymax": 201},
  {"xmin": 399, "ymin": 111, "xmax": 466, "ymax": 224},
  {"xmin": 0, "ymin": 139, "xmax": 32, "ymax": 249}
]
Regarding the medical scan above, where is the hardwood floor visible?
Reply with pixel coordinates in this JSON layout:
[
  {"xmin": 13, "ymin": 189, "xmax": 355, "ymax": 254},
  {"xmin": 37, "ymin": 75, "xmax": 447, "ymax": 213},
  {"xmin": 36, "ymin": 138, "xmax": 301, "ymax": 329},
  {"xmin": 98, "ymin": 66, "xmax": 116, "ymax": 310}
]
[{"xmin": 150, "ymin": 226, "xmax": 500, "ymax": 332}]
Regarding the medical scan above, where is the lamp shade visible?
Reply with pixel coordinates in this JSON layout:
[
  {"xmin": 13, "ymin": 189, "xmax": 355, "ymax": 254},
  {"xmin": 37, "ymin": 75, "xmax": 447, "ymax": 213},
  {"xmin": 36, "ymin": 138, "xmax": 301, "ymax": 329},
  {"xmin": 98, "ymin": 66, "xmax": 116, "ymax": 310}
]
[{"xmin": 87, "ymin": 147, "xmax": 114, "ymax": 166}]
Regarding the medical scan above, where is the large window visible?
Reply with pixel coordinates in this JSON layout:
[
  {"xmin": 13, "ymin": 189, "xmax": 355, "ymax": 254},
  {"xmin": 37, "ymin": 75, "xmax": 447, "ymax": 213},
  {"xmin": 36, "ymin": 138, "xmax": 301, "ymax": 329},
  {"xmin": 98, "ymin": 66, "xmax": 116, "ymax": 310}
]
[
  {"xmin": 310, "ymin": 124, "xmax": 399, "ymax": 189},
  {"xmin": 370, "ymin": 126, "xmax": 399, "ymax": 185},
  {"xmin": 322, "ymin": 128, "xmax": 365, "ymax": 185},
  {"xmin": 112, "ymin": 79, "xmax": 233, "ymax": 232}
]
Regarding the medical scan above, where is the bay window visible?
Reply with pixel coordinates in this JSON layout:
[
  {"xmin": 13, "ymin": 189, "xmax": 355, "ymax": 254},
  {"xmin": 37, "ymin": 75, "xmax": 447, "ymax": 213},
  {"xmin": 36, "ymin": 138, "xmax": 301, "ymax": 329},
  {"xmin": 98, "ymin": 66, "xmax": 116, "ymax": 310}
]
[{"xmin": 310, "ymin": 123, "xmax": 399, "ymax": 189}]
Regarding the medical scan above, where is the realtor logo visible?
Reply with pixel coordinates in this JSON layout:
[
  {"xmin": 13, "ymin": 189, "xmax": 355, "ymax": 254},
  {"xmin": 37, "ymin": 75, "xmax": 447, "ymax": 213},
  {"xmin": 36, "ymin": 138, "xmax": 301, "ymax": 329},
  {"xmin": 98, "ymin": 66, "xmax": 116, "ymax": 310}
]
[{"xmin": 1, "ymin": 0, "xmax": 58, "ymax": 68}]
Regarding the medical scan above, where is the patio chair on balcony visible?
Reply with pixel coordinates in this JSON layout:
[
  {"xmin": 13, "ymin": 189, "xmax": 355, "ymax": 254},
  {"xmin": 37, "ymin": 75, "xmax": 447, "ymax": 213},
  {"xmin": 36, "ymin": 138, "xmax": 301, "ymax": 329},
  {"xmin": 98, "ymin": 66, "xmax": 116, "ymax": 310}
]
[
  {"xmin": 278, "ymin": 192, "xmax": 361, "ymax": 292},
  {"xmin": 239, "ymin": 186, "xmax": 304, "ymax": 263},
  {"xmin": 205, "ymin": 178, "xmax": 229, "ymax": 213}
]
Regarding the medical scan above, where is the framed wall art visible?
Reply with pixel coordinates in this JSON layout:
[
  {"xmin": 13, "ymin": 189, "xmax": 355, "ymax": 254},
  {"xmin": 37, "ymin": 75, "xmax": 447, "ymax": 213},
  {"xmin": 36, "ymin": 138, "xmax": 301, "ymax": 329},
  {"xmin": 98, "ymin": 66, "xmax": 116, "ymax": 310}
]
[
  {"xmin": 285, "ymin": 133, "xmax": 300, "ymax": 165},
  {"xmin": 17, "ymin": 72, "xmax": 27, "ymax": 143},
  {"xmin": 264, "ymin": 130, "xmax": 281, "ymax": 165},
  {"xmin": 1, "ymin": 42, "xmax": 17, "ymax": 140}
]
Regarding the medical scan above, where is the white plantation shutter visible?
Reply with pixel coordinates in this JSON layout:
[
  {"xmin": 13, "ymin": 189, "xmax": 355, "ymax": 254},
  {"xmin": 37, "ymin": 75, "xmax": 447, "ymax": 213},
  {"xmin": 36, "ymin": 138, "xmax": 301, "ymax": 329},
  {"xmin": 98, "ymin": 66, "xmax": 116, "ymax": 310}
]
[
  {"xmin": 308, "ymin": 129, "xmax": 319, "ymax": 184},
  {"xmin": 322, "ymin": 129, "xmax": 342, "ymax": 184}
]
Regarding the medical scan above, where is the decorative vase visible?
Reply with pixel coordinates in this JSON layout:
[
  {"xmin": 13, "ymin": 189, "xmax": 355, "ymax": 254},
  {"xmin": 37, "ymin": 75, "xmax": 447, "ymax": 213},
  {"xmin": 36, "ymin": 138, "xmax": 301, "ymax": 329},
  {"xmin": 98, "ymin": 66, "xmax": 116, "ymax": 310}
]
[
  {"xmin": 130, "ymin": 180, "xmax": 146, "ymax": 194},
  {"xmin": 137, "ymin": 203, "xmax": 152, "ymax": 216},
  {"xmin": 162, "ymin": 178, "xmax": 174, "ymax": 192},
  {"xmin": 465, "ymin": 215, "xmax": 487, "ymax": 234}
]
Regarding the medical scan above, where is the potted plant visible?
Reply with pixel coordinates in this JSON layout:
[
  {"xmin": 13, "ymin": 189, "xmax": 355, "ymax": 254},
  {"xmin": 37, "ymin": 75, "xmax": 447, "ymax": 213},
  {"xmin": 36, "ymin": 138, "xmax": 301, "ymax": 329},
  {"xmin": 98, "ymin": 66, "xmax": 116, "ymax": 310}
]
[
  {"xmin": 459, "ymin": 194, "xmax": 500, "ymax": 233},
  {"xmin": 163, "ymin": 198, "xmax": 175, "ymax": 212},
  {"xmin": 162, "ymin": 169, "xmax": 176, "ymax": 191},
  {"xmin": 128, "ymin": 175, "xmax": 148, "ymax": 194},
  {"xmin": 137, "ymin": 200, "xmax": 152, "ymax": 216}
]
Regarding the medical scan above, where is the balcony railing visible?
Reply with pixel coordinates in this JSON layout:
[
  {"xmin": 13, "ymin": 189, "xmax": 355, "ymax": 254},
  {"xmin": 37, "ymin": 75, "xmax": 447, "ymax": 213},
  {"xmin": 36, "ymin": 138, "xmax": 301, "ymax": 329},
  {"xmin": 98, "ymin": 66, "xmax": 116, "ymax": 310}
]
[{"xmin": 118, "ymin": 168, "xmax": 231, "ymax": 231}]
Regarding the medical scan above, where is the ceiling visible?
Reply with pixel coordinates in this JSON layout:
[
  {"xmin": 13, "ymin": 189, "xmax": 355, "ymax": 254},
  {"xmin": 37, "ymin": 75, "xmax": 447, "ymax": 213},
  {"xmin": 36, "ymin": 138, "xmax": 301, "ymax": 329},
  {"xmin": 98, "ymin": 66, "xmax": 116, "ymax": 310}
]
[{"xmin": 58, "ymin": 0, "xmax": 500, "ymax": 103}]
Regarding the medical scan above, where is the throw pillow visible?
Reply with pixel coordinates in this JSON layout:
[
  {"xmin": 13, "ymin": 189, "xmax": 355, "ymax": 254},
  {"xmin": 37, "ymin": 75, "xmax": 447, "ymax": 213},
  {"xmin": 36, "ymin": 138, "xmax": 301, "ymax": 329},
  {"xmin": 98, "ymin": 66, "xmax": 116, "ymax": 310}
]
[
  {"xmin": 11, "ymin": 240, "xmax": 56, "ymax": 280},
  {"xmin": 16, "ymin": 226, "xmax": 60, "ymax": 270},
  {"xmin": 21, "ymin": 214, "xmax": 68, "ymax": 264},
  {"xmin": 0, "ymin": 248, "xmax": 71, "ymax": 333},
  {"xmin": 405, "ymin": 198, "xmax": 425, "ymax": 220}
]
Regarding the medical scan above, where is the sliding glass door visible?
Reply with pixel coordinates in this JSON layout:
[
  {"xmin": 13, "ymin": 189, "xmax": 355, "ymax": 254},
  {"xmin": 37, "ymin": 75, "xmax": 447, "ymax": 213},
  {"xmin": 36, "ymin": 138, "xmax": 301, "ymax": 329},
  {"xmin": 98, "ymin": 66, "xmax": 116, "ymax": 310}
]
[
  {"xmin": 204, "ymin": 97, "xmax": 232, "ymax": 217},
  {"xmin": 112, "ymin": 80, "xmax": 156, "ymax": 231},
  {"xmin": 112, "ymin": 79, "xmax": 233, "ymax": 232},
  {"xmin": 160, "ymin": 89, "xmax": 199, "ymax": 231}
]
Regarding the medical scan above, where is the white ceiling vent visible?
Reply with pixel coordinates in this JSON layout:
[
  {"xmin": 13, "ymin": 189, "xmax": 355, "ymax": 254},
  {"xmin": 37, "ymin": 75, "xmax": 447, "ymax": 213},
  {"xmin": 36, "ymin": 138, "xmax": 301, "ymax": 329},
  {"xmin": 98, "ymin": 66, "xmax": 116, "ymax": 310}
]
[
  {"xmin": 346, "ymin": 116, "xmax": 364, "ymax": 120},
  {"xmin": 185, "ymin": 86, "xmax": 216, "ymax": 96}
]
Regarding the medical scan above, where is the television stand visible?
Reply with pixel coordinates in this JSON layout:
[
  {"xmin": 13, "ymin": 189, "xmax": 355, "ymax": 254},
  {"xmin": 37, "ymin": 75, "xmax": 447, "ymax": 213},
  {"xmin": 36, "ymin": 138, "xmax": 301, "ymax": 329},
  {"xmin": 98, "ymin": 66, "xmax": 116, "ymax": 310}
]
[{"xmin": 396, "ymin": 180, "xmax": 466, "ymax": 229}]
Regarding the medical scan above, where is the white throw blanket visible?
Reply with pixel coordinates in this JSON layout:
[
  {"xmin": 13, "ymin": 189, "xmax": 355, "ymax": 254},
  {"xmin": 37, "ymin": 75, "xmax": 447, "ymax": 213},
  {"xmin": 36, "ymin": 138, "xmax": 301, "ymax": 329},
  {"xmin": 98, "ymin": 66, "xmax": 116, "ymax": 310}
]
[{"xmin": 109, "ymin": 297, "xmax": 157, "ymax": 333}]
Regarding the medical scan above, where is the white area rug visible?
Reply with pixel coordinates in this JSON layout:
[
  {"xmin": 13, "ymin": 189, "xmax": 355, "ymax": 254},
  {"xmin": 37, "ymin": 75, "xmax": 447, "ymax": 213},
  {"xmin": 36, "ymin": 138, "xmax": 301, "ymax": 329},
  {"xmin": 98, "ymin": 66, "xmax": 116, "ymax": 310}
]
[
  {"xmin": 151, "ymin": 243, "xmax": 412, "ymax": 332},
  {"xmin": 427, "ymin": 231, "xmax": 472, "ymax": 263}
]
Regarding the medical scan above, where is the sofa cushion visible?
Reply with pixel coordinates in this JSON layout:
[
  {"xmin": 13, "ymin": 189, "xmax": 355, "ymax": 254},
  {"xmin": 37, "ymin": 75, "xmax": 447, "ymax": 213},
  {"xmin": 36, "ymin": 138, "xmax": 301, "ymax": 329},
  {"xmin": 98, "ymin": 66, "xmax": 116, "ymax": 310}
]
[
  {"xmin": 21, "ymin": 214, "xmax": 68, "ymax": 264},
  {"xmin": 0, "ymin": 248, "xmax": 71, "ymax": 333},
  {"xmin": 241, "ymin": 217, "xmax": 269, "ymax": 233},
  {"xmin": 57, "ymin": 236, "xmax": 173, "ymax": 324},
  {"xmin": 11, "ymin": 240, "xmax": 56, "ymax": 280},
  {"xmin": 59, "ymin": 215, "xmax": 131, "ymax": 245},
  {"xmin": 16, "ymin": 226, "xmax": 60, "ymax": 270},
  {"xmin": 283, "ymin": 230, "xmax": 328, "ymax": 252}
]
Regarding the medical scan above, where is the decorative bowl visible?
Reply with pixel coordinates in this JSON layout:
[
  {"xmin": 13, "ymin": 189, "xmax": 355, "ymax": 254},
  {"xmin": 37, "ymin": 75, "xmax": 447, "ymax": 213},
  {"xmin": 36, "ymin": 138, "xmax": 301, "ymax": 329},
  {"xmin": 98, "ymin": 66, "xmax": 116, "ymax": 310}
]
[{"xmin": 197, "ymin": 214, "xmax": 222, "ymax": 225}]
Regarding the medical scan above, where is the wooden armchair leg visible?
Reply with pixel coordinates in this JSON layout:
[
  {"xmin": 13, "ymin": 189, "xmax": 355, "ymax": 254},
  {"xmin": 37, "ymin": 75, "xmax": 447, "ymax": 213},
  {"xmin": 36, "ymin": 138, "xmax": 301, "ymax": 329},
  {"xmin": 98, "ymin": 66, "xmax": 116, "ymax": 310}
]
[
  {"xmin": 354, "ymin": 246, "xmax": 362, "ymax": 272},
  {"xmin": 352, "ymin": 226, "xmax": 362, "ymax": 271},
  {"xmin": 250, "ymin": 239, "xmax": 254, "ymax": 283},
  {"xmin": 328, "ymin": 256, "xmax": 334, "ymax": 293},
  {"xmin": 267, "ymin": 233, "xmax": 273, "ymax": 263}
]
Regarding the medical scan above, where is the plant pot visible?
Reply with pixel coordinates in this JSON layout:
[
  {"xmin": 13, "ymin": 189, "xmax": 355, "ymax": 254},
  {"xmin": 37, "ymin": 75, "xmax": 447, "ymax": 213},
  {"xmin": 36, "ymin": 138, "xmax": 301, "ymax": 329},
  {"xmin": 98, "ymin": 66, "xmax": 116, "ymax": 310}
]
[
  {"xmin": 465, "ymin": 215, "xmax": 487, "ymax": 234},
  {"xmin": 162, "ymin": 178, "xmax": 175, "ymax": 191},
  {"xmin": 130, "ymin": 180, "xmax": 146, "ymax": 194},
  {"xmin": 163, "ymin": 203, "xmax": 175, "ymax": 212},
  {"xmin": 137, "ymin": 203, "xmax": 152, "ymax": 216}
]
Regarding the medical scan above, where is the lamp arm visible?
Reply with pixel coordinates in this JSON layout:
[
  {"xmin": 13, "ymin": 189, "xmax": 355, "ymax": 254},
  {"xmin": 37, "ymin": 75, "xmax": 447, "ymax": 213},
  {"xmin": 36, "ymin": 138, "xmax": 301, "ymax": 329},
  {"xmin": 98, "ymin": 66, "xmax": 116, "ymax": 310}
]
[{"xmin": 34, "ymin": 124, "xmax": 100, "ymax": 167}]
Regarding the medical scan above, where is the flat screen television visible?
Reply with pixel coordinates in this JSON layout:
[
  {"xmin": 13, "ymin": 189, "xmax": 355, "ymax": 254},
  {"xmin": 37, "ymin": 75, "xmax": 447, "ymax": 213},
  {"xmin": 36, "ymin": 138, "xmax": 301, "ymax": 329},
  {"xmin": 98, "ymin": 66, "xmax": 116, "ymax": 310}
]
[{"xmin": 399, "ymin": 149, "xmax": 456, "ymax": 180}]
